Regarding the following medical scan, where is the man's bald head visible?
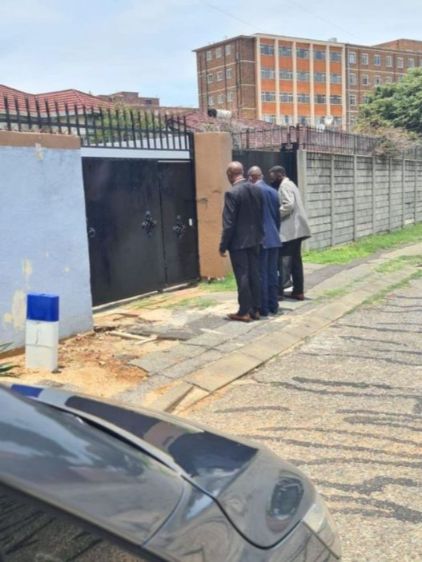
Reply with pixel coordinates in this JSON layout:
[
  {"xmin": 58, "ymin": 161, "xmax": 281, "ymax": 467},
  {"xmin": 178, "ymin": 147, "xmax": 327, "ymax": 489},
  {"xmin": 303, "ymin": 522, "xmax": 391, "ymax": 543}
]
[
  {"xmin": 226, "ymin": 161, "xmax": 244, "ymax": 185},
  {"xmin": 247, "ymin": 166, "xmax": 263, "ymax": 184}
]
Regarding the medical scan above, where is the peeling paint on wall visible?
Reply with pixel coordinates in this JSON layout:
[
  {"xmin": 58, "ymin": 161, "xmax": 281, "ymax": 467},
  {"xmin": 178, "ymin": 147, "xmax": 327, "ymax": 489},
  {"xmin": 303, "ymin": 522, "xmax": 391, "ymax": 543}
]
[
  {"xmin": 22, "ymin": 258, "xmax": 33, "ymax": 282},
  {"xmin": 2, "ymin": 290, "xmax": 26, "ymax": 331},
  {"xmin": 34, "ymin": 143, "xmax": 45, "ymax": 161}
]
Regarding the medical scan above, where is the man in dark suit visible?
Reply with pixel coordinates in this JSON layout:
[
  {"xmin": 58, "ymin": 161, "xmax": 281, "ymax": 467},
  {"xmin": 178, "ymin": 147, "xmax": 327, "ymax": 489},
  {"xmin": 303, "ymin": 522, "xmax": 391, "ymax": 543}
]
[
  {"xmin": 248, "ymin": 166, "xmax": 281, "ymax": 316},
  {"xmin": 219, "ymin": 162, "xmax": 264, "ymax": 322}
]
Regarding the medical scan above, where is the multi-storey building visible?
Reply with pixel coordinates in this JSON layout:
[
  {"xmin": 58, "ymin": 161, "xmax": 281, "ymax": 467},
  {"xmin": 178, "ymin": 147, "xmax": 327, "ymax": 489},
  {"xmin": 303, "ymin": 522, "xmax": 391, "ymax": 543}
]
[
  {"xmin": 346, "ymin": 40, "xmax": 422, "ymax": 128},
  {"xmin": 195, "ymin": 35, "xmax": 422, "ymax": 130}
]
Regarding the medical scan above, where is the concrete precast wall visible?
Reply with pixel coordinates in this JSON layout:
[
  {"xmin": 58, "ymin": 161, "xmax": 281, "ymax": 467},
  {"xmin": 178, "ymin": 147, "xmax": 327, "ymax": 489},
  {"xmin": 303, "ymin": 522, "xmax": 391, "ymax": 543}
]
[
  {"xmin": 297, "ymin": 149, "xmax": 422, "ymax": 250},
  {"xmin": 0, "ymin": 131, "xmax": 93, "ymax": 349}
]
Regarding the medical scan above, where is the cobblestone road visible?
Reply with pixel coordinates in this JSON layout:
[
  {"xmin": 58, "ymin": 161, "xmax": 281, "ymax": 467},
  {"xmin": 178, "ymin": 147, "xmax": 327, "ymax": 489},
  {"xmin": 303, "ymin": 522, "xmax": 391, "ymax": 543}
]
[{"xmin": 184, "ymin": 276, "xmax": 422, "ymax": 562}]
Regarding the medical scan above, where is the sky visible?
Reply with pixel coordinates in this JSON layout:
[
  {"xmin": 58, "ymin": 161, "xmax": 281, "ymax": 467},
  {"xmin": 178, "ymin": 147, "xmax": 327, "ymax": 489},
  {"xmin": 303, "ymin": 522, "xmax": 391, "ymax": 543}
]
[{"xmin": 2, "ymin": 0, "xmax": 422, "ymax": 107}]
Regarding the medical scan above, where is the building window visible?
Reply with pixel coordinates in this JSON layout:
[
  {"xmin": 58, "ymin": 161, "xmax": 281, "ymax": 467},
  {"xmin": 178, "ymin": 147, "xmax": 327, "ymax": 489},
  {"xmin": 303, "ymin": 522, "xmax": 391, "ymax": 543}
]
[
  {"xmin": 216, "ymin": 47, "xmax": 222, "ymax": 59},
  {"xmin": 315, "ymin": 94, "xmax": 326, "ymax": 104},
  {"xmin": 225, "ymin": 44, "xmax": 231, "ymax": 56},
  {"xmin": 408, "ymin": 58, "xmax": 415, "ymax": 67},
  {"xmin": 362, "ymin": 74, "xmax": 369, "ymax": 85},
  {"xmin": 216, "ymin": 70, "xmax": 223, "ymax": 81},
  {"xmin": 374, "ymin": 54, "xmax": 381, "ymax": 66},
  {"xmin": 261, "ymin": 91, "xmax": 276, "ymax": 102},
  {"xmin": 226, "ymin": 67, "xmax": 232, "ymax": 79},
  {"xmin": 330, "ymin": 95, "xmax": 342, "ymax": 105},
  {"xmin": 374, "ymin": 75, "xmax": 382, "ymax": 85},
  {"xmin": 280, "ymin": 70, "xmax": 293, "ymax": 80},
  {"xmin": 297, "ymin": 48, "xmax": 309, "ymax": 59},
  {"xmin": 386, "ymin": 55, "xmax": 393, "ymax": 67},
  {"xmin": 260, "ymin": 44, "xmax": 274, "ymax": 56},
  {"xmin": 297, "ymin": 93, "xmax": 310, "ymax": 103},
  {"xmin": 349, "ymin": 51, "xmax": 356, "ymax": 64},
  {"xmin": 261, "ymin": 68, "xmax": 275, "ymax": 79},
  {"xmin": 330, "ymin": 73, "xmax": 341, "ymax": 84},
  {"xmin": 279, "ymin": 46, "xmax": 292, "ymax": 57},
  {"xmin": 349, "ymin": 72, "xmax": 357, "ymax": 85},
  {"xmin": 208, "ymin": 95, "xmax": 214, "ymax": 106},
  {"xmin": 349, "ymin": 94, "xmax": 357, "ymax": 106},
  {"xmin": 227, "ymin": 91, "xmax": 234, "ymax": 102},
  {"xmin": 361, "ymin": 53, "xmax": 369, "ymax": 65},
  {"xmin": 280, "ymin": 92, "xmax": 293, "ymax": 103},
  {"xmin": 207, "ymin": 73, "xmax": 213, "ymax": 84},
  {"xmin": 299, "ymin": 116, "xmax": 309, "ymax": 125},
  {"xmin": 217, "ymin": 93, "xmax": 225, "ymax": 104},
  {"xmin": 330, "ymin": 51, "xmax": 342, "ymax": 62},
  {"xmin": 206, "ymin": 50, "xmax": 212, "ymax": 61},
  {"xmin": 314, "ymin": 72, "xmax": 326, "ymax": 83},
  {"xmin": 397, "ymin": 57, "xmax": 404, "ymax": 68},
  {"xmin": 315, "ymin": 50, "xmax": 326, "ymax": 60},
  {"xmin": 297, "ymin": 71, "xmax": 310, "ymax": 81},
  {"xmin": 263, "ymin": 114, "xmax": 276, "ymax": 123},
  {"xmin": 363, "ymin": 95, "xmax": 370, "ymax": 103}
]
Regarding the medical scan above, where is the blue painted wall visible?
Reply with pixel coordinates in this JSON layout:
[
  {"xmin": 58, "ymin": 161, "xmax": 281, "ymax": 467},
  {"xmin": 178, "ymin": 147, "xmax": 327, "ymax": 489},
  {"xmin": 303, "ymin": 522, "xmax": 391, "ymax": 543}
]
[{"xmin": 0, "ymin": 143, "xmax": 93, "ymax": 348}]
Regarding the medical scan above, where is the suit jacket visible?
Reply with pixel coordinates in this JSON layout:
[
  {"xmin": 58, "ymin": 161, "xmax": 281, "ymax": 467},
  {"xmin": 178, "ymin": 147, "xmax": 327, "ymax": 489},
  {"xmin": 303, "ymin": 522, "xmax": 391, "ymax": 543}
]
[
  {"xmin": 220, "ymin": 179, "xmax": 264, "ymax": 253},
  {"xmin": 279, "ymin": 177, "xmax": 311, "ymax": 243},
  {"xmin": 257, "ymin": 180, "xmax": 282, "ymax": 249}
]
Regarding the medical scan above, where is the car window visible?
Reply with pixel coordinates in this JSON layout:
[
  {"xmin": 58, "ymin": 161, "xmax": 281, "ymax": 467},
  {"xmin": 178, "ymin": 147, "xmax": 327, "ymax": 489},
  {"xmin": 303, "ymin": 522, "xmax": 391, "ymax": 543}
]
[{"xmin": 0, "ymin": 484, "xmax": 157, "ymax": 562}]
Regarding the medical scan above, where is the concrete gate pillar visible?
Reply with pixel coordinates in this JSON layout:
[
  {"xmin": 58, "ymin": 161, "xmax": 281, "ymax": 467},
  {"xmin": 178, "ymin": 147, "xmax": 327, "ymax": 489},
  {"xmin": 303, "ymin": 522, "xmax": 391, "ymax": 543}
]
[{"xmin": 194, "ymin": 132, "xmax": 232, "ymax": 279}]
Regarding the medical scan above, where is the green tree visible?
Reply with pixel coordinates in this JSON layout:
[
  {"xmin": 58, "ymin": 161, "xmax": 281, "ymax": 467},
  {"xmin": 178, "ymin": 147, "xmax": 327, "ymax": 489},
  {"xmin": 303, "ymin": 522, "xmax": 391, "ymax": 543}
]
[{"xmin": 358, "ymin": 68, "xmax": 422, "ymax": 135}]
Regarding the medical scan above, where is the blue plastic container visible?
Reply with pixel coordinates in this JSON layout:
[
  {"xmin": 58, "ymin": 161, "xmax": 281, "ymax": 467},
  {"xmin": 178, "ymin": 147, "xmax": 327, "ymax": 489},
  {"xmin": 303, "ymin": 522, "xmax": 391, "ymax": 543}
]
[{"xmin": 27, "ymin": 293, "xmax": 59, "ymax": 322}]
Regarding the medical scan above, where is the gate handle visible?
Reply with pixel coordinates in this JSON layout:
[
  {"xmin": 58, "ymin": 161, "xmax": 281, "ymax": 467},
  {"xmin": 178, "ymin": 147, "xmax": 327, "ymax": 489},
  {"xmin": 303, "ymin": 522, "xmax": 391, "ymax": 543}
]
[
  {"xmin": 173, "ymin": 215, "xmax": 187, "ymax": 239},
  {"xmin": 142, "ymin": 211, "xmax": 157, "ymax": 237}
]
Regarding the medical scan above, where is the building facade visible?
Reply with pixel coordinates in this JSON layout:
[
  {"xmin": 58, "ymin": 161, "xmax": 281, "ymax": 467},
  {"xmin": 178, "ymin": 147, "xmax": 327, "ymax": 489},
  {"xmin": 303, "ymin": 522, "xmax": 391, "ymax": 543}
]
[
  {"xmin": 345, "ymin": 41, "xmax": 422, "ymax": 128},
  {"xmin": 196, "ymin": 36, "xmax": 257, "ymax": 120},
  {"xmin": 195, "ymin": 35, "xmax": 422, "ymax": 130}
]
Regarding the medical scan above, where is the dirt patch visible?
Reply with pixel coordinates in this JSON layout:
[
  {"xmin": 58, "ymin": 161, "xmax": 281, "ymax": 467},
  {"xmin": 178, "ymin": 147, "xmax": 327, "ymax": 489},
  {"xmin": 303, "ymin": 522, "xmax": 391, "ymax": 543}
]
[{"xmin": 8, "ymin": 329, "xmax": 175, "ymax": 400}]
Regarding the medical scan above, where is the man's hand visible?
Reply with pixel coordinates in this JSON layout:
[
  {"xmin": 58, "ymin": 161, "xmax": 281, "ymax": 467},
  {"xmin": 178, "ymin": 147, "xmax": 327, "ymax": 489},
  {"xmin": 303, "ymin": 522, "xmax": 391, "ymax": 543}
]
[{"xmin": 219, "ymin": 250, "xmax": 227, "ymax": 257}]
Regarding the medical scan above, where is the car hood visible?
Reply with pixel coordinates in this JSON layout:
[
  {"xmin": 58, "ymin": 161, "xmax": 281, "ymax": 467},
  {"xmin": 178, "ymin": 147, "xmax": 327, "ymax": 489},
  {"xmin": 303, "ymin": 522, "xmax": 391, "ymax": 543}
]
[
  {"xmin": 0, "ymin": 387, "xmax": 185, "ymax": 546},
  {"xmin": 9, "ymin": 385, "xmax": 313, "ymax": 549}
]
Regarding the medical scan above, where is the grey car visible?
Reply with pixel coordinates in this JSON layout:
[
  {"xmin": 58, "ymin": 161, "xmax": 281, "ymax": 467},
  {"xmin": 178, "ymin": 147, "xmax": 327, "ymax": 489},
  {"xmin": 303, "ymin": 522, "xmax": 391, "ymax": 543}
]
[{"xmin": 0, "ymin": 384, "xmax": 341, "ymax": 561}]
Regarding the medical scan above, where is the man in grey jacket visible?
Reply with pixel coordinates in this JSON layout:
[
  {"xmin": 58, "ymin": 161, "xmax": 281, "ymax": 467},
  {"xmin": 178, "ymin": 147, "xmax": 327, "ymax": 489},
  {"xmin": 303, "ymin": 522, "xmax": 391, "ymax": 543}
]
[{"xmin": 269, "ymin": 166, "xmax": 311, "ymax": 300}]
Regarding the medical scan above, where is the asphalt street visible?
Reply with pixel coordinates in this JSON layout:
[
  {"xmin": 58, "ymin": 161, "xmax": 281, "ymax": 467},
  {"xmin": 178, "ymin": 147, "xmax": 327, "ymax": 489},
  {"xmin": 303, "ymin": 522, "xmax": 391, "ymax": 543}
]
[{"xmin": 184, "ymin": 276, "xmax": 422, "ymax": 562}]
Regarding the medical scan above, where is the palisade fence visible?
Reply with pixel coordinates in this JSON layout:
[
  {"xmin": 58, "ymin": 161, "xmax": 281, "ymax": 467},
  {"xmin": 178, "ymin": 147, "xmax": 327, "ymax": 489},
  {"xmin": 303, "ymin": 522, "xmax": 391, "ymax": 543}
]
[
  {"xmin": 232, "ymin": 124, "xmax": 422, "ymax": 159},
  {"xmin": 0, "ymin": 95, "xmax": 192, "ymax": 152}
]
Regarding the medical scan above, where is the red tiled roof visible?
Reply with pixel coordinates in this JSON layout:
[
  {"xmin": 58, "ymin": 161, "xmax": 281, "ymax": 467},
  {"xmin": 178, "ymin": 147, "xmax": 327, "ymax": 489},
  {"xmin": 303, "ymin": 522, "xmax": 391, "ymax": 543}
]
[{"xmin": 0, "ymin": 85, "xmax": 111, "ymax": 112}]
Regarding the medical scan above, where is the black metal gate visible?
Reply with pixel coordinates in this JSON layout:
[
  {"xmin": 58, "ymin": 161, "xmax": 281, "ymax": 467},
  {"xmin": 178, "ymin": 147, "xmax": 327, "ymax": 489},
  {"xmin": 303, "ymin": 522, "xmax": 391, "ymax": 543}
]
[{"xmin": 83, "ymin": 158, "xmax": 199, "ymax": 306}]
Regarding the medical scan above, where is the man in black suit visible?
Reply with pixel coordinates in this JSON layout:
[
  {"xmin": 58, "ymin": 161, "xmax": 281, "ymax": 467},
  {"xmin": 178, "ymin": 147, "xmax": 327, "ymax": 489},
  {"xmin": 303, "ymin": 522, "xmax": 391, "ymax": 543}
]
[{"xmin": 219, "ymin": 162, "xmax": 264, "ymax": 322}]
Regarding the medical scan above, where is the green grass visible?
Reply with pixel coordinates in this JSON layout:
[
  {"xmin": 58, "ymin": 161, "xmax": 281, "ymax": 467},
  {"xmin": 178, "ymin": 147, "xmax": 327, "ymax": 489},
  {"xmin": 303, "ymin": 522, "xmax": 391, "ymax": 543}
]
[
  {"xmin": 363, "ymin": 269, "xmax": 422, "ymax": 306},
  {"xmin": 374, "ymin": 255, "xmax": 422, "ymax": 273},
  {"xmin": 303, "ymin": 223, "xmax": 422, "ymax": 265},
  {"xmin": 163, "ymin": 296, "xmax": 219, "ymax": 310},
  {"xmin": 201, "ymin": 274, "xmax": 237, "ymax": 292},
  {"xmin": 318, "ymin": 286, "xmax": 351, "ymax": 300}
]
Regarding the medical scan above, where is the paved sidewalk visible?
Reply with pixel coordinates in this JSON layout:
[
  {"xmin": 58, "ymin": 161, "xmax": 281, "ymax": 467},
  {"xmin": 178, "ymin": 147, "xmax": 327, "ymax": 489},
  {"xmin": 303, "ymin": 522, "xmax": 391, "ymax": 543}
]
[{"xmin": 113, "ymin": 242, "xmax": 422, "ymax": 412}]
